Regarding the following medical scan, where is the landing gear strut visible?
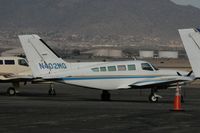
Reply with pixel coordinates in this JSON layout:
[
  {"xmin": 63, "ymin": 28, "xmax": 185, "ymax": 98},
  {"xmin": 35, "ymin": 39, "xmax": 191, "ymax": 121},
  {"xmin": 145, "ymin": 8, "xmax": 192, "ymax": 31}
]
[
  {"xmin": 101, "ymin": 90, "xmax": 111, "ymax": 101},
  {"xmin": 181, "ymin": 95, "xmax": 184, "ymax": 103},
  {"xmin": 48, "ymin": 84, "xmax": 56, "ymax": 96},
  {"xmin": 149, "ymin": 88, "xmax": 162, "ymax": 102},
  {"xmin": 180, "ymin": 86, "xmax": 184, "ymax": 103}
]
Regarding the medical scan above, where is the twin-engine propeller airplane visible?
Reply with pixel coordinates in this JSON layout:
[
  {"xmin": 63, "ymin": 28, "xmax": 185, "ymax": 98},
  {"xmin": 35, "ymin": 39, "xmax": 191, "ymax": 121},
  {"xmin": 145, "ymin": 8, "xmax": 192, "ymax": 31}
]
[{"xmin": 18, "ymin": 34, "xmax": 194, "ymax": 102}]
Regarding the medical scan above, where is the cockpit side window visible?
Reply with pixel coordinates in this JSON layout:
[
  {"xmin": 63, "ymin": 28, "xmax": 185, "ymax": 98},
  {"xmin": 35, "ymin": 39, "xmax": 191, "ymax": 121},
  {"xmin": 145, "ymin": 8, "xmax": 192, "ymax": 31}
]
[
  {"xmin": 0, "ymin": 60, "xmax": 3, "ymax": 65},
  {"xmin": 91, "ymin": 67, "xmax": 99, "ymax": 72},
  {"xmin": 141, "ymin": 63, "xmax": 154, "ymax": 71},
  {"xmin": 18, "ymin": 59, "xmax": 29, "ymax": 67}
]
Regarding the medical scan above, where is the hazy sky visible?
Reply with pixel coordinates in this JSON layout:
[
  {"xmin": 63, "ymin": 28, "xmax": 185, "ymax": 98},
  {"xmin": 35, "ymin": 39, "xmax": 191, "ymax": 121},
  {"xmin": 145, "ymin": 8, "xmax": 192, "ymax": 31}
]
[{"xmin": 171, "ymin": 0, "xmax": 200, "ymax": 9}]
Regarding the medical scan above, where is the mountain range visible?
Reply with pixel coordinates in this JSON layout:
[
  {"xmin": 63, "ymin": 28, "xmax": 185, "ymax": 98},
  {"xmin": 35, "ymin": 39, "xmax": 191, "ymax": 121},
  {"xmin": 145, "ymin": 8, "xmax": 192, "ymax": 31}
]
[{"xmin": 0, "ymin": 0, "xmax": 200, "ymax": 50}]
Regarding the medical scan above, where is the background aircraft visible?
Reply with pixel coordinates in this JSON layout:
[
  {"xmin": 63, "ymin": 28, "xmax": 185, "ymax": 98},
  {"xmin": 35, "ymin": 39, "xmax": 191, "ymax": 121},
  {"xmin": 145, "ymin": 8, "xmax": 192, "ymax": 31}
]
[
  {"xmin": 18, "ymin": 34, "xmax": 194, "ymax": 102},
  {"xmin": 0, "ymin": 56, "xmax": 56, "ymax": 96},
  {"xmin": 0, "ymin": 56, "xmax": 32, "ymax": 95}
]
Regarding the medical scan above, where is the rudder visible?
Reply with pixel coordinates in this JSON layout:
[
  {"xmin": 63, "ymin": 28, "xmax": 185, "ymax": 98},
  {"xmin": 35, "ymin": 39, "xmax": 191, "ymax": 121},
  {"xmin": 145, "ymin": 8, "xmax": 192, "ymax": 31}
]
[{"xmin": 18, "ymin": 34, "xmax": 69, "ymax": 77}]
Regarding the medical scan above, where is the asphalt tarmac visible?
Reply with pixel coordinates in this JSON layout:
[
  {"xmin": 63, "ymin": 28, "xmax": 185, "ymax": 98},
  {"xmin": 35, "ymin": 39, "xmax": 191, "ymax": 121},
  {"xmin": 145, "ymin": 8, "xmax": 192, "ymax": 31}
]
[{"xmin": 0, "ymin": 83, "xmax": 200, "ymax": 133}]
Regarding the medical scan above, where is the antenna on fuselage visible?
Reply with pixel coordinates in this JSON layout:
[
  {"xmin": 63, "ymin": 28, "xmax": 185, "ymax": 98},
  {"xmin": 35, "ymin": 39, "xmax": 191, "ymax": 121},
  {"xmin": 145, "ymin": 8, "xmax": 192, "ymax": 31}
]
[{"xmin": 132, "ymin": 56, "xmax": 137, "ymax": 60}]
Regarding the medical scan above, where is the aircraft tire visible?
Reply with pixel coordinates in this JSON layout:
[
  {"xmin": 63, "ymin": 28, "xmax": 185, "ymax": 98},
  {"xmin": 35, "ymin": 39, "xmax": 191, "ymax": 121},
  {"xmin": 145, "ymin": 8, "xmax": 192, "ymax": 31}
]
[
  {"xmin": 149, "ymin": 94, "xmax": 158, "ymax": 102},
  {"xmin": 48, "ymin": 89, "xmax": 56, "ymax": 96},
  {"xmin": 48, "ymin": 89, "xmax": 52, "ymax": 96},
  {"xmin": 101, "ymin": 90, "xmax": 111, "ymax": 101},
  {"xmin": 52, "ymin": 89, "xmax": 56, "ymax": 96},
  {"xmin": 7, "ymin": 87, "xmax": 16, "ymax": 96}
]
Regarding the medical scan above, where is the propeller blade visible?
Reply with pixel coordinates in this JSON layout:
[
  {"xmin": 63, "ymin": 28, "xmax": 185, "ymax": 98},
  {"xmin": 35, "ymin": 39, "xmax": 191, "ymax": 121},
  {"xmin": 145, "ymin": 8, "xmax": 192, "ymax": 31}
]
[
  {"xmin": 177, "ymin": 72, "xmax": 182, "ymax": 76},
  {"xmin": 187, "ymin": 71, "xmax": 193, "ymax": 76}
]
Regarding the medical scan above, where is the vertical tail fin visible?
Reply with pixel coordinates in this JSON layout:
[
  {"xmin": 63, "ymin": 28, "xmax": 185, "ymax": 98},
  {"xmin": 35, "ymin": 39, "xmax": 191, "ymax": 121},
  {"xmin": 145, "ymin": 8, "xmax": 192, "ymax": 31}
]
[
  {"xmin": 178, "ymin": 28, "xmax": 200, "ymax": 78},
  {"xmin": 18, "ymin": 34, "xmax": 68, "ymax": 77}
]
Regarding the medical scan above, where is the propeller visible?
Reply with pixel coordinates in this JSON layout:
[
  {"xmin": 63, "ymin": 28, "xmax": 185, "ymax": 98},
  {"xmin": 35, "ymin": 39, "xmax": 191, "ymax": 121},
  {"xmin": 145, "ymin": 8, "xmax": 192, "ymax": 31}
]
[
  {"xmin": 187, "ymin": 71, "xmax": 193, "ymax": 76},
  {"xmin": 177, "ymin": 71, "xmax": 193, "ymax": 77},
  {"xmin": 177, "ymin": 72, "xmax": 182, "ymax": 76}
]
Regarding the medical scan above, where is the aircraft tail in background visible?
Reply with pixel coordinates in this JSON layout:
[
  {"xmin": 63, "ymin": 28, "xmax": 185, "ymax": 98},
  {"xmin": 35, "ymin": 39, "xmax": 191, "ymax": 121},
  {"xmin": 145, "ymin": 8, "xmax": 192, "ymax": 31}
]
[
  {"xmin": 18, "ymin": 35, "xmax": 69, "ymax": 78},
  {"xmin": 179, "ymin": 28, "xmax": 200, "ymax": 78}
]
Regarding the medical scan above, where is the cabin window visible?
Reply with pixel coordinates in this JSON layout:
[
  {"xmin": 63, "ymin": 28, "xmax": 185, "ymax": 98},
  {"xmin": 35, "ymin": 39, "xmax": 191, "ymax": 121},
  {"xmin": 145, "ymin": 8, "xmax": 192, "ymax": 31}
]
[
  {"xmin": 117, "ymin": 65, "xmax": 126, "ymax": 71},
  {"xmin": 0, "ymin": 60, "xmax": 3, "ymax": 65},
  {"xmin": 100, "ymin": 67, "xmax": 106, "ymax": 72},
  {"xmin": 91, "ymin": 67, "xmax": 99, "ymax": 72},
  {"xmin": 5, "ymin": 60, "xmax": 15, "ymax": 65},
  {"xmin": 127, "ymin": 64, "xmax": 136, "ymax": 71},
  {"xmin": 18, "ymin": 59, "xmax": 29, "ymax": 67},
  {"xmin": 108, "ymin": 66, "xmax": 116, "ymax": 71},
  {"xmin": 141, "ymin": 63, "xmax": 154, "ymax": 71}
]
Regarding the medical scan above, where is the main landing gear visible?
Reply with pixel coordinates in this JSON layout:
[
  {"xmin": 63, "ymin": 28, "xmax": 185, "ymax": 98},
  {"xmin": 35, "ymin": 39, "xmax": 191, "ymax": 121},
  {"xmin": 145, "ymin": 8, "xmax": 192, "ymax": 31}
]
[
  {"xmin": 7, "ymin": 87, "xmax": 16, "ymax": 96},
  {"xmin": 149, "ymin": 88, "xmax": 162, "ymax": 102},
  {"xmin": 7, "ymin": 82, "xmax": 19, "ymax": 96},
  {"xmin": 48, "ymin": 83, "xmax": 56, "ymax": 96},
  {"xmin": 101, "ymin": 90, "xmax": 111, "ymax": 101}
]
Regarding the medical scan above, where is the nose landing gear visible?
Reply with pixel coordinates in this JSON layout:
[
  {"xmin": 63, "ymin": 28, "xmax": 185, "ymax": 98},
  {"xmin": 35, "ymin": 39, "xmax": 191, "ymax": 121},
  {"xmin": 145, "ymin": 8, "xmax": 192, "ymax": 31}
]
[{"xmin": 149, "ymin": 88, "xmax": 162, "ymax": 102}]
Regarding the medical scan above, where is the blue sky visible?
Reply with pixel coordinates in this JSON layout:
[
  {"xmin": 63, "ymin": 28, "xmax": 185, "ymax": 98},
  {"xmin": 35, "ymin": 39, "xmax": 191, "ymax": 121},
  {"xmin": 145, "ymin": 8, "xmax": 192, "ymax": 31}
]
[{"xmin": 171, "ymin": 0, "xmax": 200, "ymax": 9}]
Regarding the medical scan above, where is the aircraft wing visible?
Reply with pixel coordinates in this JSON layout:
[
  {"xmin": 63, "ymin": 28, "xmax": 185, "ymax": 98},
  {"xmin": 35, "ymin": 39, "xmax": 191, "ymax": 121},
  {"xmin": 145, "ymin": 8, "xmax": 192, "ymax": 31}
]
[
  {"xmin": 0, "ymin": 73, "xmax": 33, "ymax": 82},
  {"xmin": 129, "ymin": 76, "xmax": 193, "ymax": 88},
  {"xmin": 29, "ymin": 75, "xmax": 194, "ymax": 89}
]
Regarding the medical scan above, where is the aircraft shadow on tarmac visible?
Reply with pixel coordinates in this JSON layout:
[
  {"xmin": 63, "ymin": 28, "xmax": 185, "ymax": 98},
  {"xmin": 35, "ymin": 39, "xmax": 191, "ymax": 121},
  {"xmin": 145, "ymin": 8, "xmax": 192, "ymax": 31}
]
[{"xmin": 0, "ymin": 92, "xmax": 173, "ymax": 103}]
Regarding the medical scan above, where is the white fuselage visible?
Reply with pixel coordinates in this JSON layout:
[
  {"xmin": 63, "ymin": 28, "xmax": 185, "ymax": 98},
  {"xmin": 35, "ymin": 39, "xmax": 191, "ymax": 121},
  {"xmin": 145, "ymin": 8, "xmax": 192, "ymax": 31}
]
[{"xmin": 42, "ymin": 60, "xmax": 188, "ymax": 90}]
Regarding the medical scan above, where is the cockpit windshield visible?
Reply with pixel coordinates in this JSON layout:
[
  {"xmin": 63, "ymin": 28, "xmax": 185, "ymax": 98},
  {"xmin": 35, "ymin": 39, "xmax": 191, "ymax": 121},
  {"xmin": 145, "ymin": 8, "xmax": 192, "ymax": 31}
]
[
  {"xmin": 141, "ymin": 63, "xmax": 154, "ymax": 71},
  {"xmin": 18, "ymin": 59, "xmax": 29, "ymax": 67},
  {"xmin": 152, "ymin": 64, "xmax": 159, "ymax": 71}
]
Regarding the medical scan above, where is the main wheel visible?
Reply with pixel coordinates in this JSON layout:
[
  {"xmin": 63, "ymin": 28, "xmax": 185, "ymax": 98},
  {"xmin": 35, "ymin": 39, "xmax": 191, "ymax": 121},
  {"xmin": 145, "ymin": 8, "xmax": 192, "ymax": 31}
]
[
  {"xmin": 48, "ymin": 89, "xmax": 52, "ymax": 95},
  {"xmin": 101, "ymin": 90, "xmax": 111, "ymax": 101},
  {"xmin": 52, "ymin": 89, "xmax": 56, "ymax": 96},
  {"xmin": 48, "ymin": 89, "xmax": 56, "ymax": 96},
  {"xmin": 7, "ymin": 87, "xmax": 16, "ymax": 96},
  {"xmin": 149, "ymin": 94, "xmax": 158, "ymax": 102}
]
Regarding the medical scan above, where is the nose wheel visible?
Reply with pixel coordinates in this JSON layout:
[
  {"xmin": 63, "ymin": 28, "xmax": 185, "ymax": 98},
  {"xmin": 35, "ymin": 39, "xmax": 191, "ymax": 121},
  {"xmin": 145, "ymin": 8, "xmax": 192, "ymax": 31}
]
[
  {"xmin": 149, "ymin": 89, "xmax": 162, "ymax": 102},
  {"xmin": 149, "ymin": 94, "xmax": 158, "ymax": 102}
]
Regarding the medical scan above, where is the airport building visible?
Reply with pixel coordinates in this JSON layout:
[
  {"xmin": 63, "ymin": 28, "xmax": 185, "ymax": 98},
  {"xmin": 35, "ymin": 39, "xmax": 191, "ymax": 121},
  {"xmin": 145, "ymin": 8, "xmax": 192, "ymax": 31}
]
[
  {"xmin": 83, "ymin": 48, "xmax": 123, "ymax": 58},
  {"xmin": 139, "ymin": 50, "xmax": 154, "ymax": 58},
  {"xmin": 158, "ymin": 51, "xmax": 178, "ymax": 58},
  {"xmin": 1, "ymin": 48, "xmax": 23, "ymax": 56}
]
